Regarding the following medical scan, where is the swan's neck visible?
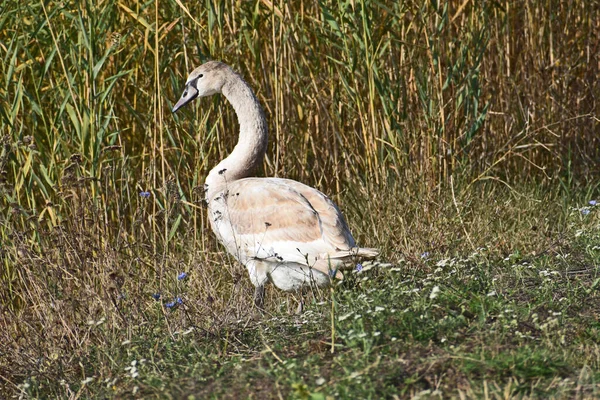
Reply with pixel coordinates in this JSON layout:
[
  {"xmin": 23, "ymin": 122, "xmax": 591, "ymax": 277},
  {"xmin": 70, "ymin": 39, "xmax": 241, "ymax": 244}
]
[{"xmin": 205, "ymin": 75, "xmax": 268, "ymax": 198}]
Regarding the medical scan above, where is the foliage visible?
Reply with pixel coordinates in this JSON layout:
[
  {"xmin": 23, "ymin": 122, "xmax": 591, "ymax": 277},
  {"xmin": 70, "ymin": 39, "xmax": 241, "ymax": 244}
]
[{"xmin": 0, "ymin": 0, "xmax": 599, "ymax": 398}]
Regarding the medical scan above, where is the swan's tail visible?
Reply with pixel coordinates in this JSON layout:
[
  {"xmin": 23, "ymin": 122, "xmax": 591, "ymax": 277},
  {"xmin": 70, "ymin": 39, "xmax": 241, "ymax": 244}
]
[
  {"xmin": 351, "ymin": 247, "xmax": 380, "ymax": 259},
  {"xmin": 309, "ymin": 247, "xmax": 381, "ymax": 279},
  {"xmin": 328, "ymin": 247, "xmax": 380, "ymax": 261}
]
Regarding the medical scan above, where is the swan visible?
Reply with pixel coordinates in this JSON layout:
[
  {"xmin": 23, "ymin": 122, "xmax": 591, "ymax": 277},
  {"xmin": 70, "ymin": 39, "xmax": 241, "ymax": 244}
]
[{"xmin": 172, "ymin": 61, "xmax": 378, "ymax": 311}]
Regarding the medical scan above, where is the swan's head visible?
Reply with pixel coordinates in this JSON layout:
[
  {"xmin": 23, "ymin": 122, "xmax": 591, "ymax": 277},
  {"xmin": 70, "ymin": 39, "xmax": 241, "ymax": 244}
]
[{"xmin": 172, "ymin": 61, "xmax": 232, "ymax": 113}]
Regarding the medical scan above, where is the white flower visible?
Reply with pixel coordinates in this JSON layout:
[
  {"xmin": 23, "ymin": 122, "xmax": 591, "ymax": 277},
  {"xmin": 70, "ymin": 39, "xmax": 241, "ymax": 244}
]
[
  {"xmin": 81, "ymin": 377, "xmax": 94, "ymax": 385},
  {"xmin": 429, "ymin": 285, "xmax": 440, "ymax": 299},
  {"xmin": 338, "ymin": 312, "xmax": 354, "ymax": 321}
]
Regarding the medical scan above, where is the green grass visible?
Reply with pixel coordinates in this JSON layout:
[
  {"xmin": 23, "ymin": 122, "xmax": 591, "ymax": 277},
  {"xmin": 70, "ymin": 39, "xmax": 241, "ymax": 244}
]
[{"xmin": 1, "ymin": 0, "xmax": 599, "ymax": 398}]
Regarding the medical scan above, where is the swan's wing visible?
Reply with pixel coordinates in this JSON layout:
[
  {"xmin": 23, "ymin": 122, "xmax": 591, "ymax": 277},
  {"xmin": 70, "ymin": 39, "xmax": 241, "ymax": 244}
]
[
  {"xmin": 280, "ymin": 180, "xmax": 379, "ymax": 261},
  {"xmin": 208, "ymin": 178, "xmax": 356, "ymax": 275},
  {"xmin": 279, "ymin": 179, "xmax": 357, "ymax": 251}
]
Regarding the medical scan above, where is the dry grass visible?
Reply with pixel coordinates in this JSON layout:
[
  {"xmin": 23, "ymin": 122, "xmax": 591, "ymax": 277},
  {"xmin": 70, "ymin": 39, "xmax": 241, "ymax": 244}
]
[{"xmin": 1, "ymin": 0, "xmax": 599, "ymax": 398}]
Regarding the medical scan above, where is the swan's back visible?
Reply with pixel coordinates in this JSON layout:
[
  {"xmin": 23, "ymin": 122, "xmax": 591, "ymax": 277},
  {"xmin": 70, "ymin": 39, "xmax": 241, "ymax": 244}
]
[{"xmin": 207, "ymin": 177, "xmax": 376, "ymax": 276}]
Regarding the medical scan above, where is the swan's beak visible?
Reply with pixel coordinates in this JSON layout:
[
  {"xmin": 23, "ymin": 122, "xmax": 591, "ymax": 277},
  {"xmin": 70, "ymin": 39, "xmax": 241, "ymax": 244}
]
[{"xmin": 172, "ymin": 85, "xmax": 199, "ymax": 113}]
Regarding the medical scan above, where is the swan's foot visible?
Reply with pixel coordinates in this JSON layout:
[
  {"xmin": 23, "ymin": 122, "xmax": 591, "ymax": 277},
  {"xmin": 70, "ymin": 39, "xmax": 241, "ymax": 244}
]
[{"xmin": 253, "ymin": 284, "xmax": 265, "ymax": 311}]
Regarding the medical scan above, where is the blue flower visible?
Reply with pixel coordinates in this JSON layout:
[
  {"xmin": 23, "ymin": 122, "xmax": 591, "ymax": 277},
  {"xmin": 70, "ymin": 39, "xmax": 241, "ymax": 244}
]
[
  {"xmin": 140, "ymin": 191, "xmax": 151, "ymax": 198},
  {"xmin": 328, "ymin": 268, "xmax": 338, "ymax": 278},
  {"xmin": 590, "ymin": 200, "xmax": 597, "ymax": 206},
  {"xmin": 355, "ymin": 263, "xmax": 363, "ymax": 272},
  {"xmin": 581, "ymin": 209, "xmax": 591, "ymax": 216},
  {"xmin": 421, "ymin": 251, "xmax": 430, "ymax": 259},
  {"xmin": 177, "ymin": 272, "xmax": 188, "ymax": 280},
  {"xmin": 151, "ymin": 293, "xmax": 161, "ymax": 300},
  {"xmin": 165, "ymin": 297, "xmax": 183, "ymax": 309}
]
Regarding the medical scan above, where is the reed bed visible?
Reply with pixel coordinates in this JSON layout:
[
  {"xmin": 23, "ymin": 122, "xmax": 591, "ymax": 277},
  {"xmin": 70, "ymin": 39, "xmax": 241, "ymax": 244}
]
[{"xmin": 0, "ymin": 0, "xmax": 599, "ymax": 397}]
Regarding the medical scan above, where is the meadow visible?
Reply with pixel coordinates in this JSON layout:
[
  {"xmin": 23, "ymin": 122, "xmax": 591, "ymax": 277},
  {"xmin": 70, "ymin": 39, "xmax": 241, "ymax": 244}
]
[{"xmin": 1, "ymin": 0, "xmax": 599, "ymax": 398}]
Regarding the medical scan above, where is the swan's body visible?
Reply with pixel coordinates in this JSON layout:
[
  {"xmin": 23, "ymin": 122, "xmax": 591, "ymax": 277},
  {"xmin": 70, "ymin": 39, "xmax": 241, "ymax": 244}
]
[{"xmin": 173, "ymin": 61, "xmax": 378, "ymax": 308}]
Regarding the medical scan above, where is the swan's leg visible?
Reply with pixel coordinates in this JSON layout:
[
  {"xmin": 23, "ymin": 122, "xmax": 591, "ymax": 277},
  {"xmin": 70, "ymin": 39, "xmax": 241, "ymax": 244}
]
[
  {"xmin": 247, "ymin": 260, "xmax": 268, "ymax": 310},
  {"xmin": 254, "ymin": 284, "xmax": 265, "ymax": 310},
  {"xmin": 295, "ymin": 288, "xmax": 306, "ymax": 314},
  {"xmin": 295, "ymin": 297, "xmax": 304, "ymax": 314}
]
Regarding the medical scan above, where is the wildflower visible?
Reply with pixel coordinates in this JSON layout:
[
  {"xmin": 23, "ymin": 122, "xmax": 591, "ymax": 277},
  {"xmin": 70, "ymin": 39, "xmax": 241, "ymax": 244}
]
[
  {"xmin": 355, "ymin": 263, "xmax": 363, "ymax": 272},
  {"xmin": 165, "ymin": 297, "xmax": 183, "ymax": 309},
  {"xmin": 81, "ymin": 377, "xmax": 94, "ymax": 385},
  {"xmin": 581, "ymin": 209, "xmax": 591, "ymax": 216},
  {"xmin": 177, "ymin": 272, "xmax": 188, "ymax": 280},
  {"xmin": 151, "ymin": 293, "xmax": 161, "ymax": 300},
  {"xmin": 140, "ymin": 191, "xmax": 151, "ymax": 198},
  {"xmin": 590, "ymin": 200, "xmax": 597, "ymax": 206},
  {"xmin": 338, "ymin": 312, "xmax": 354, "ymax": 321},
  {"xmin": 125, "ymin": 361, "xmax": 139, "ymax": 378},
  {"xmin": 429, "ymin": 285, "xmax": 440, "ymax": 299},
  {"xmin": 421, "ymin": 251, "xmax": 430, "ymax": 259}
]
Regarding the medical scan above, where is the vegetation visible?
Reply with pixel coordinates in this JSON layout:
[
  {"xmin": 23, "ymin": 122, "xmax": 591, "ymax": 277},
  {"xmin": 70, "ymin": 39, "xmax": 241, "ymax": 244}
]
[{"xmin": 1, "ymin": 0, "xmax": 598, "ymax": 398}]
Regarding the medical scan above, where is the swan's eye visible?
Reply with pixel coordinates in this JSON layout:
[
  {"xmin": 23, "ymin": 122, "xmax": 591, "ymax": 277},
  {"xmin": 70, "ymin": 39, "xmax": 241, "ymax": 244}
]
[
  {"xmin": 198, "ymin": 74, "xmax": 203, "ymax": 78},
  {"xmin": 183, "ymin": 90, "xmax": 188, "ymax": 97}
]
